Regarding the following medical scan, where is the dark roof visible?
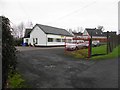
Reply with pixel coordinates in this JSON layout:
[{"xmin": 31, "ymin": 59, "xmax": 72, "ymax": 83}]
[
  {"xmin": 85, "ymin": 28, "xmax": 106, "ymax": 36},
  {"xmin": 103, "ymin": 31, "xmax": 116, "ymax": 36},
  {"xmin": 36, "ymin": 24, "xmax": 73, "ymax": 36},
  {"xmin": 72, "ymin": 32, "xmax": 83, "ymax": 36},
  {"xmin": 24, "ymin": 29, "xmax": 32, "ymax": 38}
]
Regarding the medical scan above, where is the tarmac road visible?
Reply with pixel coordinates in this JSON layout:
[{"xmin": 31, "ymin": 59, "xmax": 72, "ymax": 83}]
[{"xmin": 16, "ymin": 46, "xmax": 118, "ymax": 88}]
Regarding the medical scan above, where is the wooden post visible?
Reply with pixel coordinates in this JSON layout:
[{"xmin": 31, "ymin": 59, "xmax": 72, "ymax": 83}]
[
  {"xmin": 107, "ymin": 31, "xmax": 109, "ymax": 54},
  {"xmin": 65, "ymin": 36, "xmax": 66, "ymax": 53},
  {"xmin": 111, "ymin": 34, "xmax": 113, "ymax": 52},
  {"xmin": 88, "ymin": 32, "xmax": 92, "ymax": 58},
  {"xmin": 88, "ymin": 37, "xmax": 90, "ymax": 58},
  {"xmin": 90, "ymin": 32, "xmax": 92, "ymax": 57}
]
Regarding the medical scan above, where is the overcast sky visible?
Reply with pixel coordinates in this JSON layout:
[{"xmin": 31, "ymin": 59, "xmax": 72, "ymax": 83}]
[{"xmin": 0, "ymin": 0, "xmax": 119, "ymax": 33}]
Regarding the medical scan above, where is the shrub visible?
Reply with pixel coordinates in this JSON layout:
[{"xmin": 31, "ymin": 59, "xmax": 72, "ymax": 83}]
[
  {"xmin": 14, "ymin": 38, "xmax": 23, "ymax": 46},
  {"xmin": 2, "ymin": 16, "xmax": 17, "ymax": 88}
]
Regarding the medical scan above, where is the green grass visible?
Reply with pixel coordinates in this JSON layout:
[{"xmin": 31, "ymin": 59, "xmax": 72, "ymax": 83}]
[
  {"xmin": 8, "ymin": 71, "xmax": 28, "ymax": 88},
  {"xmin": 66, "ymin": 45, "xmax": 119, "ymax": 60},
  {"xmin": 92, "ymin": 45, "xmax": 107, "ymax": 55},
  {"xmin": 70, "ymin": 49, "xmax": 88, "ymax": 59},
  {"xmin": 91, "ymin": 45, "xmax": 120, "ymax": 60}
]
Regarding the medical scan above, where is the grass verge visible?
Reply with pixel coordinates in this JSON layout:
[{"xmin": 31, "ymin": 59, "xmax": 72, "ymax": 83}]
[
  {"xmin": 65, "ymin": 49, "xmax": 88, "ymax": 59},
  {"xmin": 8, "ymin": 71, "xmax": 28, "ymax": 88},
  {"xmin": 65, "ymin": 45, "xmax": 119, "ymax": 60},
  {"xmin": 91, "ymin": 45, "xmax": 120, "ymax": 60}
]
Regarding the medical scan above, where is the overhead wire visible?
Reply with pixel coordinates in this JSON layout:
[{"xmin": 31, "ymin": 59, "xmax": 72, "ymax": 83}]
[{"xmin": 48, "ymin": 1, "xmax": 97, "ymax": 24}]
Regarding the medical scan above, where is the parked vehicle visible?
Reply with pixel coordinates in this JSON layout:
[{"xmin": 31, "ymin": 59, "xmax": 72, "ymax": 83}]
[
  {"xmin": 92, "ymin": 40, "xmax": 100, "ymax": 47},
  {"xmin": 66, "ymin": 40, "xmax": 85, "ymax": 50},
  {"xmin": 66, "ymin": 40, "xmax": 100, "ymax": 50},
  {"xmin": 82, "ymin": 40, "xmax": 100, "ymax": 47},
  {"xmin": 66, "ymin": 43, "xmax": 77, "ymax": 50},
  {"xmin": 84, "ymin": 41, "xmax": 89, "ymax": 47}
]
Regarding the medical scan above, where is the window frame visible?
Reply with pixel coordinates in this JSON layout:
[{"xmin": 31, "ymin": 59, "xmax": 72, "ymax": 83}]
[
  {"xmin": 48, "ymin": 38, "xmax": 53, "ymax": 42},
  {"xmin": 56, "ymin": 38, "xmax": 61, "ymax": 42}
]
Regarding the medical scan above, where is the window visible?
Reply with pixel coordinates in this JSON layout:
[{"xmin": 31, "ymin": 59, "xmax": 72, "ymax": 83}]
[
  {"xmin": 62, "ymin": 39, "xmax": 65, "ymax": 42},
  {"xmin": 26, "ymin": 39, "xmax": 28, "ymax": 43},
  {"xmin": 48, "ymin": 38, "xmax": 53, "ymax": 42},
  {"xmin": 56, "ymin": 38, "xmax": 61, "ymax": 42},
  {"xmin": 33, "ymin": 38, "xmax": 35, "ymax": 43},
  {"xmin": 67, "ymin": 39, "xmax": 71, "ymax": 43},
  {"xmin": 33, "ymin": 38, "xmax": 38, "ymax": 44},
  {"xmin": 36, "ymin": 38, "xmax": 38, "ymax": 44}
]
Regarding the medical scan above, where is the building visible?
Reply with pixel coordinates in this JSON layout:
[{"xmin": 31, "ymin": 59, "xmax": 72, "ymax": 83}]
[
  {"xmin": 72, "ymin": 32, "xmax": 83, "ymax": 38},
  {"xmin": 82, "ymin": 28, "xmax": 107, "ymax": 42},
  {"xmin": 23, "ymin": 24, "xmax": 73, "ymax": 46},
  {"xmin": 82, "ymin": 28, "xmax": 106, "ymax": 38},
  {"xmin": 24, "ymin": 28, "xmax": 32, "ymax": 45},
  {"xmin": 103, "ymin": 31, "xmax": 117, "ymax": 36}
]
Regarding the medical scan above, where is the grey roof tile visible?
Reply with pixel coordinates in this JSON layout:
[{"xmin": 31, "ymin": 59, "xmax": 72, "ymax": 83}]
[
  {"xmin": 36, "ymin": 24, "xmax": 73, "ymax": 36},
  {"xmin": 24, "ymin": 29, "xmax": 32, "ymax": 38},
  {"xmin": 85, "ymin": 28, "xmax": 106, "ymax": 36}
]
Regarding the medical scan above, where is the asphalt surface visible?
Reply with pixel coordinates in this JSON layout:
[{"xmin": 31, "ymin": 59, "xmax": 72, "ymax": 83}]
[
  {"xmin": 16, "ymin": 46, "xmax": 118, "ymax": 88},
  {"xmin": 0, "ymin": 46, "xmax": 2, "ymax": 89}
]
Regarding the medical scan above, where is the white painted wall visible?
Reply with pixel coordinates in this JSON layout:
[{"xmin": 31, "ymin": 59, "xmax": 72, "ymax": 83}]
[
  {"xmin": 82, "ymin": 30, "xmax": 89, "ymax": 36},
  {"xmin": 47, "ymin": 34, "xmax": 73, "ymax": 46},
  {"xmin": 30, "ymin": 26, "xmax": 47, "ymax": 46},
  {"xmin": 82, "ymin": 30, "xmax": 106, "ymax": 39},
  {"xmin": 91, "ymin": 36, "xmax": 106, "ymax": 39},
  {"xmin": 24, "ymin": 25, "xmax": 73, "ymax": 46},
  {"xmin": 82, "ymin": 35, "xmax": 106, "ymax": 39},
  {"xmin": 23, "ymin": 38, "xmax": 30, "ymax": 44}
]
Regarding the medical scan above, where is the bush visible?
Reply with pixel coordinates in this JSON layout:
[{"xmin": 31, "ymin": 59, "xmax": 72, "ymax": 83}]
[
  {"xmin": 2, "ymin": 16, "xmax": 17, "ymax": 88},
  {"xmin": 14, "ymin": 38, "xmax": 23, "ymax": 46}
]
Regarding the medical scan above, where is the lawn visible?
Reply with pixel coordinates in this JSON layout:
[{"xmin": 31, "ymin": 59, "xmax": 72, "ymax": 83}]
[
  {"xmin": 91, "ymin": 45, "xmax": 119, "ymax": 60},
  {"xmin": 66, "ymin": 45, "xmax": 119, "ymax": 60},
  {"xmin": 92, "ymin": 45, "xmax": 107, "ymax": 56}
]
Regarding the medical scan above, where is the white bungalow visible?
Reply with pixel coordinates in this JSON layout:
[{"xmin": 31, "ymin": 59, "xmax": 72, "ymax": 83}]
[{"xmin": 23, "ymin": 24, "xmax": 73, "ymax": 46}]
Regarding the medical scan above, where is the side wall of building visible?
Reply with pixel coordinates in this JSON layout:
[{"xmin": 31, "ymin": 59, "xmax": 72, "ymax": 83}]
[
  {"xmin": 23, "ymin": 38, "xmax": 30, "ymax": 44},
  {"xmin": 30, "ymin": 26, "xmax": 47, "ymax": 46}
]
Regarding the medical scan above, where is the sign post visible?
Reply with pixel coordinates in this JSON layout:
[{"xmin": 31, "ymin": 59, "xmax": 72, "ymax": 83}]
[
  {"xmin": 88, "ymin": 32, "xmax": 92, "ymax": 58},
  {"xmin": 65, "ymin": 36, "xmax": 66, "ymax": 53}
]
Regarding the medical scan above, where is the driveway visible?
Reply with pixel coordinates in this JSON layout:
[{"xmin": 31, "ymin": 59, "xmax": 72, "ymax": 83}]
[
  {"xmin": 16, "ymin": 46, "xmax": 118, "ymax": 88},
  {"xmin": 0, "ymin": 47, "xmax": 1, "ymax": 89}
]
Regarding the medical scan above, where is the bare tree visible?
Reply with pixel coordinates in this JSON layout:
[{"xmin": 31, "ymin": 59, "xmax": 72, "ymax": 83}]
[
  {"xmin": 73, "ymin": 29, "xmax": 77, "ymax": 33},
  {"xmin": 68, "ymin": 28, "xmax": 74, "ymax": 35},
  {"xmin": 97, "ymin": 25, "xmax": 105, "ymax": 31},
  {"xmin": 25, "ymin": 21, "xmax": 33, "ymax": 29},
  {"xmin": 11, "ymin": 22, "xmax": 25, "ymax": 38},
  {"xmin": 78, "ymin": 27, "xmax": 84, "ymax": 33},
  {"xmin": 11, "ymin": 25, "xmax": 19, "ymax": 38},
  {"xmin": 73, "ymin": 27, "xmax": 83, "ymax": 33},
  {"xmin": 17, "ymin": 22, "xmax": 25, "ymax": 38},
  {"xmin": 11, "ymin": 21, "xmax": 34, "ymax": 38},
  {"xmin": 76, "ymin": 27, "xmax": 80, "ymax": 33}
]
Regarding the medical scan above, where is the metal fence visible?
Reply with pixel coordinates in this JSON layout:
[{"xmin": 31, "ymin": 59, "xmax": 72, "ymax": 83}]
[
  {"xmin": 107, "ymin": 31, "xmax": 120, "ymax": 54},
  {"xmin": 64, "ymin": 32, "xmax": 119, "ymax": 58}
]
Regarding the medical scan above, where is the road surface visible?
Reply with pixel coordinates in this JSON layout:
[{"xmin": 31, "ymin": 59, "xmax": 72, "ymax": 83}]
[{"xmin": 16, "ymin": 46, "xmax": 118, "ymax": 88}]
